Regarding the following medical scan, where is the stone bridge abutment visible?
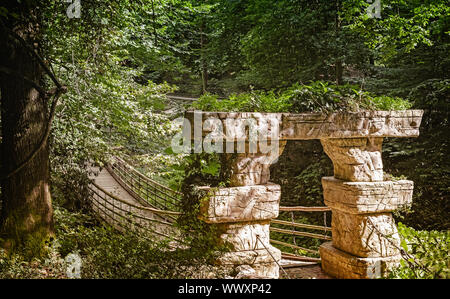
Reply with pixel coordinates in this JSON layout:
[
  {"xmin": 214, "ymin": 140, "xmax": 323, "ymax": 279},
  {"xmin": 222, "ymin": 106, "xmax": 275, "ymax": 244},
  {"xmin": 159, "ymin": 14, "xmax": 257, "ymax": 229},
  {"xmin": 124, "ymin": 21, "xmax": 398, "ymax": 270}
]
[{"xmin": 185, "ymin": 110, "xmax": 423, "ymax": 279}]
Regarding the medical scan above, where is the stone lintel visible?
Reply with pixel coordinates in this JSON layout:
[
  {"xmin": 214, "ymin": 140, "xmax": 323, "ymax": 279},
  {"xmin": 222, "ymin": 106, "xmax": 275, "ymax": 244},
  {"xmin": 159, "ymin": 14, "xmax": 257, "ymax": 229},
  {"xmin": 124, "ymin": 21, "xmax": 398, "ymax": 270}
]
[
  {"xmin": 320, "ymin": 242, "xmax": 401, "ymax": 279},
  {"xmin": 322, "ymin": 177, "xmax": 413, "ymax": 214},
  {"xmin": 185, "ymin": 110, "xmax": 424, "ymax": 142},
  {"xmin": 198, "ymin": 184, "xmax": 281, "ymax": 223},
  {"xmin": 281, "ymin": 110, "xmax": 423, "ymax": 140},
  {"xmin": 186, "ymin": 111, "xmax": 282, "ymax": 142}
]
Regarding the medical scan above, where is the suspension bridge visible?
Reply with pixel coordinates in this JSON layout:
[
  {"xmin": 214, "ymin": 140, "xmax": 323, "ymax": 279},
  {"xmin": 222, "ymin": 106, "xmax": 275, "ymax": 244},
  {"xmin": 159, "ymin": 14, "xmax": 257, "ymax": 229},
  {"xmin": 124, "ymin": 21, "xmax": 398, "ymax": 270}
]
[{"xmin": 88, "ymin": 156, "xmax": 332, "ymax": 278}]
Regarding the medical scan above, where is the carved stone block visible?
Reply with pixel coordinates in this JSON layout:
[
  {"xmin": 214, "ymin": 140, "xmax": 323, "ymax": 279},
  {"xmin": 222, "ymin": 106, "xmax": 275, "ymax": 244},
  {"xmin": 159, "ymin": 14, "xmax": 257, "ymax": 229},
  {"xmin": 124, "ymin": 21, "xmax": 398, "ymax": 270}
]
[
  {"xmin": 331, "ymin": 210, "xmax": 400, "ymax": 257},
  {"xmin": 222, "ymin": 147, "xmax": 286, "ymax": 186},
  {"xmin": 321, "ymin": 137, "xmax": 384, "ymax": 182},
  {"xmin": 217, "ymin": 222, "xmax": 270, "ymax": 251},
  {"xmin": 198, "ymin": 184, "xmax": 281, "ymax": 223},
  {"xmin": 322, "ymin": 177, "xmax": 413, "ymax": 214},
  {"xmin": 281, "ymin": 110, "xmax": 424, "ymax": 140},
  {"xmin": 320, "ymin": 242, "xmax": 401, "ymax": 279}
]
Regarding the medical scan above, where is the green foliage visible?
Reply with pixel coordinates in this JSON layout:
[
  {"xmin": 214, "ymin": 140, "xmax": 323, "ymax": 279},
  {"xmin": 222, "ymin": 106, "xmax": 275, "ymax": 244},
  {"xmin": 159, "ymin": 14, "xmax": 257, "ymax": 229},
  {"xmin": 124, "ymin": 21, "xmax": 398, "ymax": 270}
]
[
  {"xmin": 0, "ymin": 205, "xmax": 226, "ymax": 279},
  {"xmin": 383, "ymin": 79, "xmax": 449, "ymax": 231},
  {"xmin": 190, "ymin": 81, "xmax": 412, "ymax": 113},
  {"xmin": 2, "ymin": 0, "xmax": 447, "ymax": 277},
  {"xmin": 388, "ymin": 223, "xmax": 449, "ymax": 279},
  {"xmin": 190, "ymin": 90, "xmax": 291, "ymax": 113},
  {"xmin": 286, "ymin": 81, "xmax": 412, "ymax": 113},
  {"xmin": 349, "ymin": 0, "xmax": 450, "ymax": 63},
  {"xmin": 43, "ymin": 0, "xmax": 185, "ymax": 211},
  {"xmin": 0, "ymin": 245, "xmax": 67, "ymax": 279},
  {"xmin": 292, "ymin": 160, "xmax": 330, "ymax": 206},
  {"xmin": 176, "ymin": 153, "xmax": 234, "ymax": 259},
  {"xmin": 177, "ymin": 152, "xmax": 228, "ymax": 187}
]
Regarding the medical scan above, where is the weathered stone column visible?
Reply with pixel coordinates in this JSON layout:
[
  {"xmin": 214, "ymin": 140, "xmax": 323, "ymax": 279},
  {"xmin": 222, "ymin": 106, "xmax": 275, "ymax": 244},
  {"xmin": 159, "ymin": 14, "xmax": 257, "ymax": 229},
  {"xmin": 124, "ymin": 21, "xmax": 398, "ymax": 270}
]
[
  {"xmin": 186, "ymin": 111, "xmax": 285, "ymax": 278},
  {"xmin": 317, "ymin": 111, "xmax": 424, "ymax": 279}
]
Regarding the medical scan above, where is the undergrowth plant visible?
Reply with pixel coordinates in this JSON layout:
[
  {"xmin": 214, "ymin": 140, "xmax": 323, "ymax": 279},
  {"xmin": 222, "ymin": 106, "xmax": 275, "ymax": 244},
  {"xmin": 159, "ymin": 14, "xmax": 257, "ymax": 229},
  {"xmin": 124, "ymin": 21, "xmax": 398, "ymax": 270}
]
[
  {"xmin": 190, "ymin": 81, "xmax": 412, "ymax": 113},
  {"xmin": 0, "ymin": 204, "xmax": 226, "ymax": 279},
  {"xmin": 388, "ymin": 223, "xmax": 449, "ymax": 279},
  {"xmin": 176, "ymin": 152, "xmax": 236, "ymax": 267}
]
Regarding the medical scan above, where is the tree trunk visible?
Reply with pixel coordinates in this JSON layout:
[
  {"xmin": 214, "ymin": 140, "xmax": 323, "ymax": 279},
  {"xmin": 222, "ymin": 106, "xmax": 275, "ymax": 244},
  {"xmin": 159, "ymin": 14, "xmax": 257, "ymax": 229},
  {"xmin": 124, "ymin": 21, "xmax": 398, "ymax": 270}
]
[
  {"xmin": 335, "ymin": 61, "xmax": 343, "ymax": 85},
  {"xmin": 0, "ymin": 3, "xmax": 54, "ymax": 256}
]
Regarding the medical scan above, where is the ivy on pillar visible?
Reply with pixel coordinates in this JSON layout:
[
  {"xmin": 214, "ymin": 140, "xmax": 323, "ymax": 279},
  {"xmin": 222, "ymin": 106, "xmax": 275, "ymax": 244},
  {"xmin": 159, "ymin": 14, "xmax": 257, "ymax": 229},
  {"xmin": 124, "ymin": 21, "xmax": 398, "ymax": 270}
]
[{"xmin": 186, "ymin": 111, "xmax": 286, "ymax": 278}]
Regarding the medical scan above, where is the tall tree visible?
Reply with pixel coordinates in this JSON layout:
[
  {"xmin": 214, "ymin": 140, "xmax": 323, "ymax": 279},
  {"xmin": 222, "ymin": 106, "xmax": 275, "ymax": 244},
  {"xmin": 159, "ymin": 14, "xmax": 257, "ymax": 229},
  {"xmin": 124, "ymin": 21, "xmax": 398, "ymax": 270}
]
[
  {"xmin": 0, "ymin": 1, "xmax": 59, "ymax": 255},
  {"xmin": 0, "ymin": 0, "xmax": 125, "ymax": 255}
]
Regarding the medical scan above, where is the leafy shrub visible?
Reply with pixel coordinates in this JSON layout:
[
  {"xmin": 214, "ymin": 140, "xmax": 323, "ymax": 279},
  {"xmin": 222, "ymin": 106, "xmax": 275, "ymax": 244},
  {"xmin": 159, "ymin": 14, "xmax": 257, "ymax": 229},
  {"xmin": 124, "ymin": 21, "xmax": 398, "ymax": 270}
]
[
  {"xmin": 0, "ymin": 244, "xmax": 67, "ymax": 279},
  {"xmin": 190, "ymin": 90, "xmax": 291, "ymax": 113},
  {"xmin": 286, "ymin": 81, "xmax": 412, "ymax": 112},
  {"xmin": 388, "ymin": 223, "xmax": 449, "ymax": 279},
  {"xmin": 382, "ymin": 79, "xmax": 449, "ymax": 231},
  {"xmin": 190, "ymin": 81, "xmax": 412, "ymax": 113},
  {"xmin": 0, "ymin": 205, "xmax": 226, "ymax": 279},
  {"xmin": 176, "ymin": 153, "xmax": 234, "ymax": 257}
]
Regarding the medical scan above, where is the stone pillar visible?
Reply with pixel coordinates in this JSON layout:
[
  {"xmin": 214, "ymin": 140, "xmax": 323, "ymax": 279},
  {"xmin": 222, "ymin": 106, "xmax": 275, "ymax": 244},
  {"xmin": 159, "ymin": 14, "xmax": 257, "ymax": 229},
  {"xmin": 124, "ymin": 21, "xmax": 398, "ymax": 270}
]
[
  {"xmin": 319, "ymin": 137, "xmax": 413, "ymax": 278},
  {"xmin": 187, "ymin": 111, "xmax": 286, "ymax": 278},
  {"xmin": 198, "ymin": 143, "xmax": 286, "ymax": 278}
]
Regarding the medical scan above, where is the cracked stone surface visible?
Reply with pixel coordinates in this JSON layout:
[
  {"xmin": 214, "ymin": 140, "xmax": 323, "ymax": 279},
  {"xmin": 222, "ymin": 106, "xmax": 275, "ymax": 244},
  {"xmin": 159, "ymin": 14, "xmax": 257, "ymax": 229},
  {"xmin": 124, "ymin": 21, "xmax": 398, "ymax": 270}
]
[
  {"xmin": 222, "ymin": 142, "xmax": 286, "ymax": 186},
  {"xmin": 186, "ymin": 110, "xmax": 424, "ymax": 141},
  {"xmin": 218, "ymin": 246, "xmax": 281, "ymax": 266},
  {"xmin": 218, "ymin": 246, "xmax": 281, "ymax": 279},
  {"xmin": 281, "ymin": 110, "xmax": 423, "ymax": 139},
  {"xmin": 319, "ymin": 242, "xmax": 401, "ymax": 279},
  {"xmin": 186, "ymin": 111, "xmax": 282, "ymax": 142},
  {"xmin": 331, "ymin": 211, "xmax": 401, "ymax": 258},
  {"xmin": 217, "ymin": 222, "xmax": 271, "ymax": 251},
  {"xmin": 196, "ymin": 183, "xmax": 281, "ymax": 278},
  {"xmin": 322, "ymin": 177, "xmax": 413, "ymax": 214},
  {"xmin": 198, "ymin": 184, "xmax": 281, "ymax": 223},
  {"xmin": 321, "ymin": 137, "xmax": 384, "ymax": 182},
  {"xmin": 185, "ymin": 110, "xmax": 423, "ymax": 279}
]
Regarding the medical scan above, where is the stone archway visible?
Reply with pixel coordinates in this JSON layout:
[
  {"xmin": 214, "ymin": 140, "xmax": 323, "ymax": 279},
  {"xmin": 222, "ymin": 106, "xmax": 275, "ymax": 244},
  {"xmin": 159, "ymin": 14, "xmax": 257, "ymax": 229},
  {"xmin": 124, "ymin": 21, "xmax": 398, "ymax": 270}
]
[{"xmin": 184, "ymin": 110, "xmax": 424, "ymax": 278}]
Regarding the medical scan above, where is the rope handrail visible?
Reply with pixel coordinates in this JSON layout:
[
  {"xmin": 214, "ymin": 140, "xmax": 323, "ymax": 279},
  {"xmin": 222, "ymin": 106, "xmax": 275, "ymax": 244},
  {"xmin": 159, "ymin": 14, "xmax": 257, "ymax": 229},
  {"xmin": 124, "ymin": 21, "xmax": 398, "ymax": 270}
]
[
  {"xmin": 89, "ymin": 187, "xmax": 175, "ymax": 227},
  {"xmin": 89, "ymin": 190, "xmax": 182, "ymax": 242},
  {"xmin": 90, "ymin": 182, "xmax": 182, "ymax": 216},
  {"xmin": 90, "ymin": 156, "xmax": 335, "ymax": 264},
  {"xmin": 256, "ymin": 235, "xmax": 290, "ymax": 279},
  {"xmin": 270, "ymin": 205, "xmax": 332, "ymax": 261},
  {"xmin": 106, "ymin": 164, "xmax": 180, "ymax": 217},
  {"xmin": 88, "ymin": 182, "xmax": 186, "ymax": 244},
  {"xmin": 270, "ymin": 226, "xmax": 332, "ymax": 241},
  {"xmin": 112, "ymin": 156, "xmax": 182, "ymax": 197},
  {"xmin": 269, "ymin": 239, "xmax": 319, "ymax": 255},
  {"xmin": 108, "ymin": 156, "xmax": 182, "ymax": 214},
  {"xmin": 271, "ymin": 219, "xmax": 332, "ymax": 232},
  {"xmin": 280, "ymin": 252, "xmax": 321, "ymax": 263},
  {"xmin": 279, "ymin": 206, "xmax": 331, "ymax": 212}
]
